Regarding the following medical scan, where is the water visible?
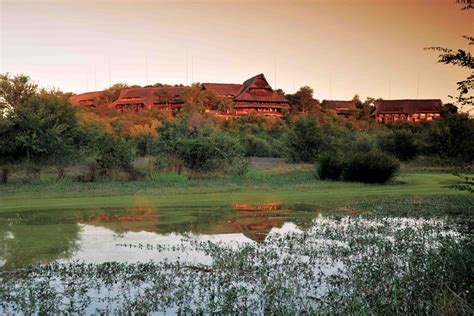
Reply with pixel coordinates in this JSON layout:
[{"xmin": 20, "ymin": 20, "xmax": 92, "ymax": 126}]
[
  {"xmin": 0, "ymin": 200, "xmax": 470, "ymax": 313},
  {"xmin": 0, "ymin": 202, "xmax": 316, "ymax": 269}
]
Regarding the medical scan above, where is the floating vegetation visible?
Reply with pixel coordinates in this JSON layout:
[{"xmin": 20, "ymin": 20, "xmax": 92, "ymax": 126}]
[{"xmin": 1, "ymin": 215, "xmax": 472, "ymax": 314}]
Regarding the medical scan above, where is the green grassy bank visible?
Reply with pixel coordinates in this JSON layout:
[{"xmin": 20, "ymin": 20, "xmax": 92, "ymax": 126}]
[{"xmin": 0, "ymin": 170, "xmax": 468, "ymax": 212}]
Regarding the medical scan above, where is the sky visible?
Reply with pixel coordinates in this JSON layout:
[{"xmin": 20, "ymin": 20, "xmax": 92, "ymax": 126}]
[{"xmin": 1, "ymin": 0, "xmax": 473, "ymax": 102}]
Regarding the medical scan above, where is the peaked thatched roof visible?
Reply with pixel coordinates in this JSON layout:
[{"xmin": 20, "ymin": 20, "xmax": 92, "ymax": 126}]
[
  {"xmin": 373, "ymin": 99, "xmax": 442, "ymax": 115},
  {"xmin": 112, "ymin": 87, "xmax": 189, "ymax": 107},
  {"xmin": 202, "ymin": 83, "xmax": 243, "ymax": 97},
  {"xmin": 321, "ymin": 100, "xmax": 357, "ymax": 110},
  {"xmin": 203, "ymin": 73, "xmax": 288, "ymax": 104},
  {"xmin": 69, "ymin": 91, "xmax": 104, "ymax": 107}
]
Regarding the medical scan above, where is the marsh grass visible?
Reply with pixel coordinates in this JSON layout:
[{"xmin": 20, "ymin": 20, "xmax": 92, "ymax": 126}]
[{"xmin": 1, "ymin": 214, "xmax": 472, "ymax": 314}]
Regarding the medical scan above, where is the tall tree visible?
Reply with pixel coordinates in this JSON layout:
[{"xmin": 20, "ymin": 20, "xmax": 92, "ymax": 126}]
[
  {"xmin": 426, "ymin": 3, "xmax": 473, "ymax": 112},
  {"xmin": 0, "ymin": 73, "xmax": 37, "ymax": 114},
  {"xmin": 288, "ymin": 86, "xmax": 320, "ymax": 114},
  {"xmin": 98, "ymin": 83, "xmax": 129, "ymax": 106}
]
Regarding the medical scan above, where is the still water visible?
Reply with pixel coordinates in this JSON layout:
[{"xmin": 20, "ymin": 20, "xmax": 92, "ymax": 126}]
[
  {"xmin": 0, "ymin": 202, "xmax": 317, "ymax": 269},
  {"xmin": 0, "ymin": 199, "xmax": 467, "ymax": 314}
]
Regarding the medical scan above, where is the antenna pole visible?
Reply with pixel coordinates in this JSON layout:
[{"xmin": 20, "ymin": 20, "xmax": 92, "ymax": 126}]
[
  {"xmin": 192, "ymin": 56, "xmax": 194, "ymax": 84},
  {"xmin": 186, "ymin": 49, "xmax": 189, "ymax": 86},
  {"xmin": 145, "ymin": 57, "xmax": 148, "ymax": 86},
  {"xmin": 416, "ymin": 72, "xmax": 420, "ymax": 99},
  {"xmin": 329, "ymin": 76, "xmax": 332, "ymax": 100},
  {"xmin": 274, "ymin": 57, "xmax": 277, "ymax": 88},
  {"xmin": 389, "ymin": 77, "xmax": 392, "ymax": 99},
  {"xmin": 108, "ymin": 59, "xmax": 111, "ymax": 87},
  {"xmin": 94, "ymin": 64, "xmax": 97, "ymax": 91}
]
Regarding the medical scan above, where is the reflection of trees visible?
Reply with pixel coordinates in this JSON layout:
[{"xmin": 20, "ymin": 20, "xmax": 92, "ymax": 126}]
[
  {"xmin": 77, "ymin": 203, "xmax": 317, "ymax": 243},
  {"xmin": 79, "ymin": 206, "xmax": 235, "ymax": 235},
  {"xmin": 0, "ymin": 210, "xmax": 80, "ymax": 270}
]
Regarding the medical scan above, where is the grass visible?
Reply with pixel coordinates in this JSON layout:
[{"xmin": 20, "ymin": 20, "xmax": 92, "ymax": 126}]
[{"xmin": 0, "ymin": 170, "xmax": 466, "ymax": 212}]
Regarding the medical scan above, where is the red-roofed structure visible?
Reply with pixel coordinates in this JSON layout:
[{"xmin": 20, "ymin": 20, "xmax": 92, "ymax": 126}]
[
  {"xmin": 69, "ymin": 91, "xmax": 104, "ymax": 107},
  {"xmin": 203, "ymin": 73, "xmax": 289, "ymax": 117},
  {"xmin": 373, "ymin": 99, "xmax": 442, "ymax": 123},
  {"xmin": 321, "ymin": 100, "xmax": 358, "ymax": 117},
  {"xmin": 111, "ymin": 87, "xmax": 190, "ymax": 113}
]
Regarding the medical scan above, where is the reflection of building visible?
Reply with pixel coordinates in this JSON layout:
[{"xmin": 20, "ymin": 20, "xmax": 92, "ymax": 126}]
[
  {"xmin": 321, "ymin": 100, "xmax": 358, "ymax": 117},
  {"xmin": 78, "ymin": 207, "xmax": 160, "ymax": 233},
  {"xmin": 373, "ymin": 99, "xmax": 442, "ymax": 123},
  {"xmin": 227, "ymin": 203, "xmax": 288, "ymax": 242},
  {"xmin": 77, "ymin": 203, "xmax": 290, "ymax": 242}
]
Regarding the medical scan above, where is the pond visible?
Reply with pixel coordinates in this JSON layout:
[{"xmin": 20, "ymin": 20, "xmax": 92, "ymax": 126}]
[{"xmin": 0, "ymin": 198, "xmax": 472, "ymax": 314}]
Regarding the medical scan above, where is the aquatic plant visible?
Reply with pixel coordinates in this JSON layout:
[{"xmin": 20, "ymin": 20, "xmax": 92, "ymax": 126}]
[{"xmin": 1, "ymin": 215, "xmax": 472, "ymax": 314}]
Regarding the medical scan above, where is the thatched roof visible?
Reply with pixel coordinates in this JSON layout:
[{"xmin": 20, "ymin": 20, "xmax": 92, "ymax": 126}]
[
  {"xmin": 373, "ymin": 99, "xmax": 442, "ymax": 115},
  {"xmin": 69, "ymin": 91, "xmax": 104, "ymax": 107}
]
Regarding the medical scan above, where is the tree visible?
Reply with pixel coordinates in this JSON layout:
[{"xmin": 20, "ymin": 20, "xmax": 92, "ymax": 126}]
[
  {"xmin": 2, "ymin": 91, "xmax": 81, "ymax": 166},
  {"xmin": 156, "ymin": 117, "xmax": 245, "ymax": 173},
  {"xmin": 442, "ymin": 103, "xmax": 459, "ymax": 117},
  {"xmin": 285, "ymin": 117, "xmax": 324, "ymax": 162},
  {"xmin": 425, "ymin": 113, "xmax": 474, "ymax": 162},
  {"xmin": 182, "ymin": 85, "xmax": 218, "ymax": 114},
  {"xmin": 426, "ymin": 0, "xmax": 473, "ymax": 112},
  {"xmin": 378, "ymin": 129, "xmax": 418, "ymax": 161},
  {"xmin": 217, "ymin": 99, "xmax": 234, "ymax": 113},
  {"xmin": 288, "ymin": 86, "xmax": 321, "ymax": 114},
  {"xmin": 0, "ymin": 73, "xmax": 37, "ymax": 114},
  {"xmin": 95, "ymin": 133, "xmax": 135, "ymax": 175},
  {"xmin": 98, "ymin": 83, "xmax": 129, "ymax": 106},
  {"xmin": 358, "ymin": 97, "xmax": 376, "ymax": 121}
]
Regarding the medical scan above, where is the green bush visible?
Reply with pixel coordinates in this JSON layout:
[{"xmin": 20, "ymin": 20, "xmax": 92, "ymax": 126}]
[
  {"xmin": 96, "ymin": 135, "xmax": 135, "ymax": 175},
  {"xmin": 378, "ymin": 129, "xmax": 418, "ymax": 161},
  {"xmin": 317, "ymin": 153, "xmax": 345, "ymax": 180},
  {"xmin": 285, "ymin": 117, "xmax": 323, "ymax": 163},
  {"xmin": 343, "ymin": 151, "xmax": 400, "ymax": 183},
  {"xmin": 240, "ymin": 134, "xmax": 275, "ymax": 157},
  {"xmin": 424, "ymin": 114, "xmax": 474, "ymax": 163},
  {"xmin": 156, "ymin": 118, "xmax": 246, "ymax": 174},
  {"xmin": 177, "ymin": 132, "xmax": 244, "ymax": 172}
]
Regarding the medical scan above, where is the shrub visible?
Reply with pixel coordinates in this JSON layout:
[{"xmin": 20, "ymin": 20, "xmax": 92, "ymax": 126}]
[
  {"xmin": 96, "ymin": 135, "xmax": 135, "ymax": 175},
  {"xmin": 424, "ymin": 114, "xmax": 474, "ymax": 163},
  {"xmin": 0, "ymin": 166, "xmax": 9, "ymax": 184},
  {"xmin": 77, "ymin": 161, "xmax": 98, "ymax": 183},
  {"xmin": 156, "ymin": 118, "xmax": 245, "ymax": 174},
  {"xmin": 177, "ymin": 132, "xmax": 244, "ymax": 172},
  {"xmin": 317, "ymin": 153, "xmax": 345, "ymax": 180},
  {"xmin": 343, "ymin": 151, "xmax": 400, "ymax": 183},
  {"xmin": 378, "ymin": 129, "xmax": 418, "ymax": 161},
  {"xmin": 240, "ymin": 134, "xmax": 275, "ymax": 157},
  {"xmin": 285, "ymin": 117, "xmax": 323, "ymax": 163}
]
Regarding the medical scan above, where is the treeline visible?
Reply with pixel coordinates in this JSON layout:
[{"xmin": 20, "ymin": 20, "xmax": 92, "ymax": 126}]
[{"xmin": 1, "ymin": 74, "xmax": 473, "ymax": 185}]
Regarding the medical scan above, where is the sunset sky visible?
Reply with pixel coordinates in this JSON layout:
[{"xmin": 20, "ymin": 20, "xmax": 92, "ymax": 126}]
[{"xmin": 1, "ymin": 0, "xmax": 472, "ymax": 102}]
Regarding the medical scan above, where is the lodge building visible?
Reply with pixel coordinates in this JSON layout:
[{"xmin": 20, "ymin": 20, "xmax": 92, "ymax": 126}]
[
  {"xmin": 111, "ymin": 86, "xmax": 188, "ymax": 113},
  {"xmin": 69, "ymin": 73, "xmax": 290, "ymax": 117},
  {"xmin": 203, "ymin": 73, "xmax": 290, "ymax": 117},
  {"xmin": 69, "ymin": 91, "xmax": 104, "ymax": 108},
  {"xmin": 69, "ymin": 74, "xmax": 445, "ymax": 123},
  {"xmin": 372, "ymin": 99, "xmax": 442, "ymax": 123},
  {"xmin": 321, "ymin": 100, "xmax": 358, "ymax": 117}
]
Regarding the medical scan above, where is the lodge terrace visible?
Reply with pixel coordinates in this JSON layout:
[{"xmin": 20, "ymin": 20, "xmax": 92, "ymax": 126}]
[{"xmin": 70, "ymin": 73, "xmax": 444, "ymax": 123}]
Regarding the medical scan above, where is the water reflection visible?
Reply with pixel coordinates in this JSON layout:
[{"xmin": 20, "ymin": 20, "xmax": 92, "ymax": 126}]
[{"xmin": 0, "ymin": 202, "xmax": 317, "ymax": 269}]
